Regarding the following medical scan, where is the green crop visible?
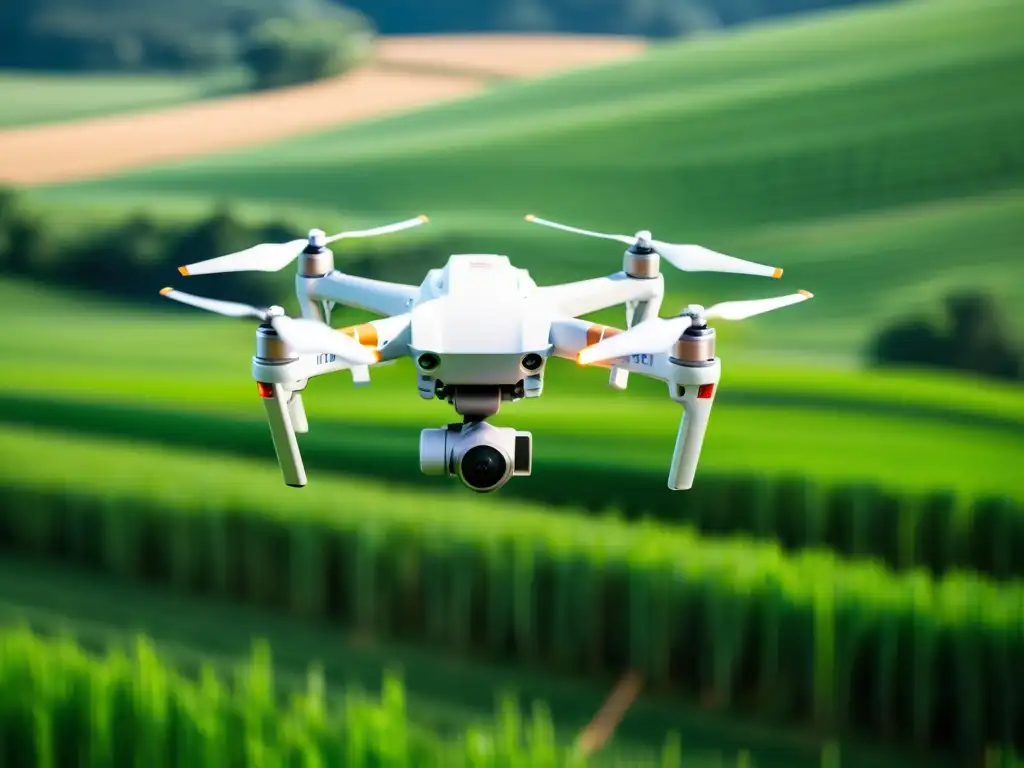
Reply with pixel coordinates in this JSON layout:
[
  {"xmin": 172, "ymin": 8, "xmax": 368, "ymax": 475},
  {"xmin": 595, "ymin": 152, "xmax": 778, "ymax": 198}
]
[
  {"xmin": 3, "ymin": 623, "xmax": 753, "ymax": 767},
  {"xmin": 2, "ymin": 393, "xmax": 1021, "ymax": 580},
  {"xmin": 0, "ymin": 426, "xmax": 1020, "ymax": 759}
]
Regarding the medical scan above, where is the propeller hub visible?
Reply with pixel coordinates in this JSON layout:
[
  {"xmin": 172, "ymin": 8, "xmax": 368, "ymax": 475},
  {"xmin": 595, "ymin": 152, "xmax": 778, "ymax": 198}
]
[
  {"xmin": 267, "ymin": 305, "xmax": 286, "ymax": 317},
  {"xmin": 680, "ymin": 304, "xmax": 707, "ymax": 327},
  {"xmin": 635, "ymin": 230, "xmax": 653, "ymax": 247},
  {"xmin": 308, "ymin": 229, "xmax": 326, "ymax": 248}
]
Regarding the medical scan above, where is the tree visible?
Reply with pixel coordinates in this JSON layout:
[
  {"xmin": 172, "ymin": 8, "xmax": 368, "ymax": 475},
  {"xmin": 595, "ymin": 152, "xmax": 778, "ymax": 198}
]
[
  {"xmin": 868, "ymin": 290, "xmax": 1023, "ymax": 381},
  {"xmin": 241, "ymin": 14, "xmax": 374, "ymax": 91}
]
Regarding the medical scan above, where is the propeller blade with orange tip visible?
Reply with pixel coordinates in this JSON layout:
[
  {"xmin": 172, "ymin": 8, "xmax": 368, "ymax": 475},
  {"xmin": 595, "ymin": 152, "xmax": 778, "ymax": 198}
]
[{"xmin": 524, "ymin": 213, "xmax": 783, "ymax": 278}]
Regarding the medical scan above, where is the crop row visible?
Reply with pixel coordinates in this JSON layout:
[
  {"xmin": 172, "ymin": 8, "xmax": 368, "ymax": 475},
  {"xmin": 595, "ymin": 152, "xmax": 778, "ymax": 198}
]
[
  {"xmin": 3, "ymin": 394, "xmax": 1021, "ymax": 580},
  {"xmin": 2, "ymin": 623, "xmax": 739, "ymax": 768},
  {"xmin": 0, "ymin": 428, "xmax": 1020, "ymax": 758}
]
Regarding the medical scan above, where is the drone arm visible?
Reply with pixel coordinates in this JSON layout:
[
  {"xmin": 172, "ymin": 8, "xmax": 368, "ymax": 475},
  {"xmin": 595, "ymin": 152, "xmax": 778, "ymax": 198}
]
[
  {"xmin": 538, "ymin": 272, "xmax": 664, "ymax": 319},
  {"xmin": 307, "ymin": 272, "xmax": 419, "ymax": 317},
  {"xmin": 549, "ymin": 318, "xmax": 671, "ymax": 381},
  {"xmin": 665, "ymin": 358, "xmax": 721, "ymax": 490},
  {"xmin": 608, "ymin": 291, "xmax": 664, "ymax": 391},
  {"xmin": 255, "ymin": 314, "xmax": 410, "ymax": 383}
]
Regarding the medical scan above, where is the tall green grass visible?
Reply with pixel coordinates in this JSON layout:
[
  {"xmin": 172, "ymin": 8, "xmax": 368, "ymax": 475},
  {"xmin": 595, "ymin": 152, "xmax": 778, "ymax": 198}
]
[
  {"xmin": 4, "ymin": 553, "xmax": 904, "ymax": 768},
  {"xmin": 3, "ymin": 394, "xmax": 1021, "ymax": 580},
  {"xmin": 0, "ymin": 426, "xmax": 1020, "ymax": 758},
  {"xmin": 3, "ymin": 623, "xmax": 737, "ymax": 767}
]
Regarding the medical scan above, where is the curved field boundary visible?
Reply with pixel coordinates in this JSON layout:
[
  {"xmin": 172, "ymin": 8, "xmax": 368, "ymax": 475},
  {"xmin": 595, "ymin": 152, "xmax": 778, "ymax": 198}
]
[
  {"xmin": 373, "ymin": 34, "xmax": 648, "ymax": 79},
  {"xmin": 0, "ymin": 35, "xmax": 646, "ymax": 186}
]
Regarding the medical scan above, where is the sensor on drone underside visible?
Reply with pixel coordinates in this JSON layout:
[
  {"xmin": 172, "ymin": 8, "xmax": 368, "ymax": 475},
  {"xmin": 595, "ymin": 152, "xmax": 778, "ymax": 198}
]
[{"xmin": 420, "ymin": 421, "xmax": 532, "ymax": 493}]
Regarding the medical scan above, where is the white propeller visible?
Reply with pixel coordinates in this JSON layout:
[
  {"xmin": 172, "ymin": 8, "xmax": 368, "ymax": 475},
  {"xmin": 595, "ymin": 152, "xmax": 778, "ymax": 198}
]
[
  {"xmin": 177, "ymin": 215, "xmax": 429, "ymax": 276},
  {"xmin": 577, "ymin": 290, "xmax": 813, "ymax": 364},
  {"xmin": 159, "ymin": 287, "xmax": 378, "ymax": 365},
  {"xmin": 525, "ymin": 214, "xmax": 782, "ymax": 279}
]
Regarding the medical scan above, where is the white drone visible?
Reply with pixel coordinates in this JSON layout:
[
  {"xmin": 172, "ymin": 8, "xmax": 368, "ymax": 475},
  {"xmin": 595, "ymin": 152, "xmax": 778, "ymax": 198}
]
[{"xmin": 161, "ymin": 213, "xmax": 813, "ymax": 493}]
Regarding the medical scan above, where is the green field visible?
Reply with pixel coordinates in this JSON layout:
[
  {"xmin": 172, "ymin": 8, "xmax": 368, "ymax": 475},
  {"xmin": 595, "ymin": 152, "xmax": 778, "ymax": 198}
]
[
  {"xmin": 0, "ymin": 555, "xmax": 897, "ymax": 768},
  {"xmin": 4, "ymin": 0, "xmax": 1024, "ymax": 763},
  {"xmin": 0, "ymin": 622, "xmax": 653, "ymax": 768},
  {"xmin": 0, "ymin": 71, "xmax": 245, "ymax": 128},
  {"xmin": 1, "ymin": 277, "xmax": 1021, "ymax": 499},
  {"xmin": 23, "ymin": 0, "xmax": 1024, "ymax": 358},
  {"xmin": 4, "ymin": 425, "xmax": 1018, "ymax": 763}
]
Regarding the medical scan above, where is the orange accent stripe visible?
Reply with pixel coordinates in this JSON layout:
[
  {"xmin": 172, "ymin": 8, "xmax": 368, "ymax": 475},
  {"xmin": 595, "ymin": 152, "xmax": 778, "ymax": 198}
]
[
  {"xmin": 798, "ymin": 289, "xmax": 813, "ymax": 298},
  {"xmin": 338, "ymin": 323, "xmax": 379, "ymax": 348},
  {"xmin": 159, "ymin": 287, "xmax": 172, "ymax": 295},
  {"xmin": 355, "ymin": 323, "xmax": 379, "ymax": 347},
  {"xmin": 585, "ymin": 323, "xmax": 623, "ymax": 347},
  {"xmin": 772, "ymin": 267, "xmax": 783, "ymax": 278},
  {"xmin": 178, "ymin": 266, "xmax": 190, "ymax": 276}
]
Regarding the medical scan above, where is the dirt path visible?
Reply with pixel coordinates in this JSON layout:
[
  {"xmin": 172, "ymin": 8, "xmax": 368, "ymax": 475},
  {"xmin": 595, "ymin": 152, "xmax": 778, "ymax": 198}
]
[{"xmin": 0, "ymin": 35, "xmax": 645, "ymax": 186}]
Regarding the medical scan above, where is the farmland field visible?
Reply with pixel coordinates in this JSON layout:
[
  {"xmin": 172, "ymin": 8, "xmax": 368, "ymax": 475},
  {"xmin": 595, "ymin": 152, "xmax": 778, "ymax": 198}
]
[
  {"xmin": 0, "ymin": 36, "xmax": 646, "ymax": 185},
  {"xmin": 0, "ymin": 622, "xmax": 659, "ymax": 767},
  {"xmin": 19, "ymin": 0, "xmax": 1024, "ymax": 357},
  {"xmin": 4, "ymin": 425, "xmax": 1017, "ymax": 763},
  {"xmin": 0, "ymin": 555, "xmax": 907, "ymax": 768},
  {"xmin": 3, "ymin": 0, "xmax": 1023, "ymax": 764},
  {"xmin": 0, "ymin": 71, "xmax": 246, "ymax": 129},
  {"xmin": 1, "ymin": 278, "xmax": 1022, "ymax": 498}
]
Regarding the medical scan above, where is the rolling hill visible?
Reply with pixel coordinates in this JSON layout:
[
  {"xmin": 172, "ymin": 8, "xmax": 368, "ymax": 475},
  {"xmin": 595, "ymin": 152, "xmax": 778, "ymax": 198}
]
[
  {"xmin": 0, "ymin": 36, "xmax": 646, "ymax": 180},
  {"xmin": 0, "ymin": 71, "xmax": 250, "ymax": 128},
  {"xmin": 20, "ymin": 0, "xmax": 1024, "ymax": 360}
]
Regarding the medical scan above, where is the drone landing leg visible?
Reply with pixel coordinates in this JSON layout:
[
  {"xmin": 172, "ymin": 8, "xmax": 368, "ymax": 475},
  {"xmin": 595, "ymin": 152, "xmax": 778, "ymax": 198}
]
[
  {"xmin": 287, "ymin": 390, "xmax": 309, "ymax": 434},
  {"xmin": 666, "ymin": 357, "xmax": 721, "ymax": 491},
  {"xmin": 259, "ymin": 382, "xmax": 308, "ymax": 487}
]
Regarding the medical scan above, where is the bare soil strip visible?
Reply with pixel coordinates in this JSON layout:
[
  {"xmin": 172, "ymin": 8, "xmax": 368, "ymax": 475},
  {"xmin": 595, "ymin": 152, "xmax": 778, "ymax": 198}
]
[
  {"xmin": 0, "ymin": 68, "xmax": 483, "ymax": 186},
  {"xmin": 373, "ymin": 34, "xmax": 647, "ymax": 78},
  {"xmin": 0, "ymin": 36, "xmax": 646, "ymax": 187}
]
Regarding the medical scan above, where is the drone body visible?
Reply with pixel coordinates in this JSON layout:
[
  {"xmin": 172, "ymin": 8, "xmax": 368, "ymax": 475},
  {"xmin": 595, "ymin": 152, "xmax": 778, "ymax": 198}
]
[{"xmin": 163, "ymin": 214, "xmax": 813, "ymax": 493}]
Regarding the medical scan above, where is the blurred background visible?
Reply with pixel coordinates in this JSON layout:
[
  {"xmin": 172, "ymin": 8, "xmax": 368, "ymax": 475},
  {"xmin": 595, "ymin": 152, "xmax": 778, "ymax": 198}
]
[{"xmin": 0, "ymin": 0, "xmax": 1022, "ymax": 765}]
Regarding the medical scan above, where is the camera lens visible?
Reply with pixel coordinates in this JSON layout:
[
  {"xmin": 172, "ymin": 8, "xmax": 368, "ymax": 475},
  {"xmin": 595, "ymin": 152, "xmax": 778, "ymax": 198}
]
[
  {"xmin": 521, "ymin": 353, "xmax": 543, "ymax": 371},
  {"xmin": 418, "ymin": 352, "xmax": 440, "ymax": 371},
  {"xmin": 460, "ymin": 445, "xmax": 508, "ymax": 491}
]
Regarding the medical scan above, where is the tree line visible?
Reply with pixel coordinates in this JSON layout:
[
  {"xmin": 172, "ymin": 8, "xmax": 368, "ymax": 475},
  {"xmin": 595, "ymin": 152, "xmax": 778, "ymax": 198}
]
[
  {"xmin": 334, "ymin": 0, "xmax": 884, "ymax": 38},
  {"xmin": 1, "ymin": 186, "xmax": 1018, "ymax": 381},
  {"xmin": 0, "ymin": 187, "xmax": 460, "ymax": 310},
  {"xmin": 1, "ymin": 0, "xmax": 893, "ymax": 78},
  {"xmin": 0, "ymin": 0, "xmax": 375, "ymax": 89}
]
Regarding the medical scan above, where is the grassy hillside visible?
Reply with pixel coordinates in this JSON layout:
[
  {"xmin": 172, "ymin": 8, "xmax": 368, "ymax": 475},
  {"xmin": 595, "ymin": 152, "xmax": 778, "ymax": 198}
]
[
  {"xmin": 1, "ymin": 277, "xmax": 1021, "ymax": 498},
  {"xmin": 0, "ymin": 71, "xmax": 247, "ymax": 129},
  {"xmin": 25, "ymin": 0, "xmax": 1024, "ymax": 358}
]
